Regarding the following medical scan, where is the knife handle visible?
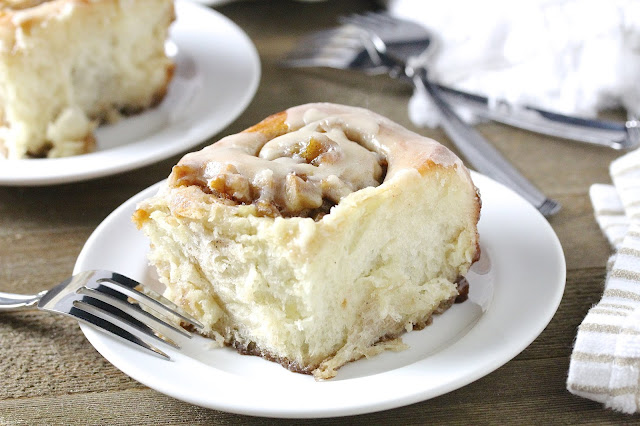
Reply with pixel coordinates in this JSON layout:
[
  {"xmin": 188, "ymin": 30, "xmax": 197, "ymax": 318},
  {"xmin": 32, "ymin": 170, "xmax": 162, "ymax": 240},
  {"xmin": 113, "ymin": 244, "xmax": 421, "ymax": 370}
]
[
  {"xmin": 436, "ymin": 85, "xmax": 639, "ymax": 151},
  {"xmin": 412, "ymin": 68, "xmax": 561, "ymax": 217}
]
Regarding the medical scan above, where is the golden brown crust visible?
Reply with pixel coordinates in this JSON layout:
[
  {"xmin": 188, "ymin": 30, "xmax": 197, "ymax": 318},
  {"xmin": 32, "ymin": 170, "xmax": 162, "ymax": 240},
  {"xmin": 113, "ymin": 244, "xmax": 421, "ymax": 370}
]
[
  {"xmin": 113, "ymin": 63, "xmax": 174, "ymax": 120},
  {"xmin": 81, "ymin": 132, "xmax": 95, "ymax": 155},
  {"xmin": 23, "ymin": 129, "xmax": 94, "ymax": 158},
  {"xmin": 132, "ymin": 209, "xmax": 150, "ymax": 229},
  {"xmin": 231, "ymin": 339, "xmax": 317, "ymax": 376},
  {"xmin": 152, "ymin": 62, "xmax": 176, "ymax": 107},
  {"xmin": 472, "ymin": 186, "xmax": 482, "ymax": 263},
  {"xmin": 242, "ymin": 111, "xmax": 289, "ymax": 139}
]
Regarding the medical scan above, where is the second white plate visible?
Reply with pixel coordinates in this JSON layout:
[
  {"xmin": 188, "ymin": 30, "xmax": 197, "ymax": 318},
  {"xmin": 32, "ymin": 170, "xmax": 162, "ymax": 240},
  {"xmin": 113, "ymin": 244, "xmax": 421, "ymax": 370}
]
[
  {"xmin": 0, "ymin": 1, "xmax": 260, "ymax": 186},
  {"xmin": 74, "ymin": 172, "xmax": 566, "ymax": 418}
]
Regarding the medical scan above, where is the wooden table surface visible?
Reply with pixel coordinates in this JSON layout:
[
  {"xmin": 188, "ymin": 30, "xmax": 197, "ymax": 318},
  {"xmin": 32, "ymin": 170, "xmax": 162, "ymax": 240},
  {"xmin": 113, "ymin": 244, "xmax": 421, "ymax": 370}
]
[{"xmin": 0, "ymin": 0, "xmax": 635, "ymax": 424}]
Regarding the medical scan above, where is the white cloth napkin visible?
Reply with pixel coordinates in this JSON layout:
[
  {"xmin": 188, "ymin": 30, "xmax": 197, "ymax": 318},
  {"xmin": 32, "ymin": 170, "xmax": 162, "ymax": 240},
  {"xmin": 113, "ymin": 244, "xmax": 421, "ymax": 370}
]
[
  {"xmin": 567, "ymin": 148, "xmax": 640, "ymax": 414},
  {"xmin": 385, "ymin": 0, "xmax": 640, "ymax": 128}
]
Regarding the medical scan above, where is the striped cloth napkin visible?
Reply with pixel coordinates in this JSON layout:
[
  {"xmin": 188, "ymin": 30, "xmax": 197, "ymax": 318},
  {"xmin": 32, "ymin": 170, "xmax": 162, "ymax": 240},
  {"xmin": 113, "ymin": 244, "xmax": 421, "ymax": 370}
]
[{"xmin": 567, "ymin": 148, "xmax": 640, "ymax": 413}]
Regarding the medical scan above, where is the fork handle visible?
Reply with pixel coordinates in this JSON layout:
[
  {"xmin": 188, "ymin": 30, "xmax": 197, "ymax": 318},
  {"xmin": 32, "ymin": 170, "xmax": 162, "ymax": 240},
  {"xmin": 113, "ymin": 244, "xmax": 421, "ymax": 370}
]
[
  {"xmin": 0, "ymin": 291, "xmax": 45, "ymax": 311},
  {"xmin": 412, "ymin": 67, "xmax": 560, "ymax": 217}
]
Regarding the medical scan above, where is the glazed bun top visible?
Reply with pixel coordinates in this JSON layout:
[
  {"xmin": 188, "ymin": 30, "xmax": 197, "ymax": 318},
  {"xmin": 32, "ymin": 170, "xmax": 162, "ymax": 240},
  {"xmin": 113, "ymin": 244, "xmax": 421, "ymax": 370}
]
[{"xmin": 170, "ymin": 103, "xmax": 469, "ymax": 218}]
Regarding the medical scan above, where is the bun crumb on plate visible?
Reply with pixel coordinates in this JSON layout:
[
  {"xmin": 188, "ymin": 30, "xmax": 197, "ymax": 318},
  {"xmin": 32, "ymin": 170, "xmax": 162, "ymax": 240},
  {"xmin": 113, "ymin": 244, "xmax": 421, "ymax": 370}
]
[
  {"xmin": 0, "ymin": 0, "xmax": 175, "ymax": 159},
  {"xmin": 133, "ymin": 103, "xmax": 481, "ymax": 380}
]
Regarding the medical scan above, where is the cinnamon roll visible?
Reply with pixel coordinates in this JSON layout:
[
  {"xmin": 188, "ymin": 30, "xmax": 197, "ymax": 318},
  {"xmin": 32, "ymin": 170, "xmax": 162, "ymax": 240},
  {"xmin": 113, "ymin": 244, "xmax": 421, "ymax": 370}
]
[
  {"xmin": 133, "ymin": 103, "xmax": 481, "ymax": 380},
  {"xmin": 0, "ymin": 0, "xmax": 175, "ymax": 159}
]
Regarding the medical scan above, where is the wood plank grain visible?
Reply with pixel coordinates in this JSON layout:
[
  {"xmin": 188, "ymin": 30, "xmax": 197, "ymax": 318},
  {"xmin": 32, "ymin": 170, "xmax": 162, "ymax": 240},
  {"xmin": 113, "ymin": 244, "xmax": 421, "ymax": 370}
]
[
  {"xmin": 0, "ymin": 357, "xmax": 632, "ymax": 425},
  {"xmin": 0, "ymin": 0, "xmax": 632, "ymax": 423},
  {"xmin": 0, "ymin": 312, "xmax": 140, "ymax": 400}
]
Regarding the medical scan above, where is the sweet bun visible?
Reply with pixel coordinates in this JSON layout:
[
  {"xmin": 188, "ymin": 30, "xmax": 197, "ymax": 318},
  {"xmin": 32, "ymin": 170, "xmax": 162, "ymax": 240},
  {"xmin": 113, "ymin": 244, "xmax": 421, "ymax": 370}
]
[
  {"xmin": 0, "ymin": 0, "xmax": 175, "ymax": 159},
  {"xmin": 134, "ymin": 103, "xmax": 481, "ymax": 379}
]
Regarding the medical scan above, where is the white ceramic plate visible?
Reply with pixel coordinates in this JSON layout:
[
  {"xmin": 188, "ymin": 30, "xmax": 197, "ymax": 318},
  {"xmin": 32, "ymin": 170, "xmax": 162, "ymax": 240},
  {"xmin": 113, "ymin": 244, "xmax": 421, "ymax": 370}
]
[
  {"xmin": 74, "ymin": 172, "xmax": 566, "ymax": 418},
  {"xmin": 0, "ymin": 1, "xmax": 260, "ymax": 186}
]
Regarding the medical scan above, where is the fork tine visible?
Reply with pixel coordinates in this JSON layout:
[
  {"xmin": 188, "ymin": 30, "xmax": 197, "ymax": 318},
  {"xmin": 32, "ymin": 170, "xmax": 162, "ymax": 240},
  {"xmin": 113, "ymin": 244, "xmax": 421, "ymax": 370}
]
[
  {"xmin": 74, "ymin": 296, "xmax": 180, "ymax": 349},
  {"xmin": 280, "ymin": 26, "xmax": 371, "ymax": 70},
  {"xmin": 283, "ymin": 45, "xmax": 362, "ymax": 61},
  {"xmin": 339, "ymin": 13, "xmax": 389, "ymax": 30},
  {"xmin": 280, "ymin": 46, "xmax": 366, "ymax": 70},
  {"xmin": 299, "ymin": 28, "xmax": 357, "ymax": 45},
  {"xmin": 295, "ymin": 28, "xmax": 361, "ymax": 47},
  {"xmin": 67, "ymin": 303, "xmax": 170, "ymax": 359},
  {"xmin": 364, "ymin": 12, "xmax": 398, "ymax": 26},
  {"xmin": 93, "ymin": 272, "xmax": 203, "ymax": 330},
  {"xmin": 290, "ymin": 41, "xmax": 365, "ymax": 56},
  {"xmin": 280, "ymin": 56, "xmax": 353, "ymax": 69},
  {"xmin": 340, "ymin": 12, "xmax": 405, "ymax": 33},
  {"xmin": 78, "ymin": 286, "xmax": 191, "ymax": 339},
  {"xmin": 286, "ymin": 31, "xmax": 364, "ymax": 57}
]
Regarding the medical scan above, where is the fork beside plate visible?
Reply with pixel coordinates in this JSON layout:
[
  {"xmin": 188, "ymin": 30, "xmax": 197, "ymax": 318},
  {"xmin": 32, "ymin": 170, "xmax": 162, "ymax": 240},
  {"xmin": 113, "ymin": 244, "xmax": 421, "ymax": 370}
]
[{"xmin": 281, "ymin": 15, "xmax": 639, "ymax": 153}]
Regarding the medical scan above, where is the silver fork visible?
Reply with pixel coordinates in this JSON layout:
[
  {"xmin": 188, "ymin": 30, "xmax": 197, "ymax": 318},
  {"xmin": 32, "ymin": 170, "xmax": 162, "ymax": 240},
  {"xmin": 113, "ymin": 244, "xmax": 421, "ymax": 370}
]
[
  {"xmin": 281, "ymin": 26, "xmax": 376, "ymax": 71},
  {"xmin": 0, "ymin": 270, "xmax": 203, "ymax": 359},
  {"xmin": 342, "ymin": 13, "xmax": 562, "ymax": 216},
  {"xmin": 287, "ymin": 12, "xmax": 560, "ymax": 216},
  {"xmin": 281, "ymin": 13, "xmax": 639, "ymax": 152},
  {"xmin": 281, "ymin": 22, "xmax": 430, "ymax": 74}
]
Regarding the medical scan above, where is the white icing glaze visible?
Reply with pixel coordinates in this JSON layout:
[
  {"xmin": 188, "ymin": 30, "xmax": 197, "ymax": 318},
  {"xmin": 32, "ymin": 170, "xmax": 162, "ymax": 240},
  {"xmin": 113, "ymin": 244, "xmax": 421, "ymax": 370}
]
[{"xmin": 171, "ymin": 103, "xmax": 466, "ymax": 217}]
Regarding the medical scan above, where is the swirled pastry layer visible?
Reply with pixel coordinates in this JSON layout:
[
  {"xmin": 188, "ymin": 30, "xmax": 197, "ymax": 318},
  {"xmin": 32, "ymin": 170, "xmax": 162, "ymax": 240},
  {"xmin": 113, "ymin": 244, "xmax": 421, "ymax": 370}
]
[
  {"xmin": 134, "ymin": 103, "xmax": 481, "ymax": 380},
  {"xmin": 170, "ymin": 103, "xmax": 465, "ymax": 219}
]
